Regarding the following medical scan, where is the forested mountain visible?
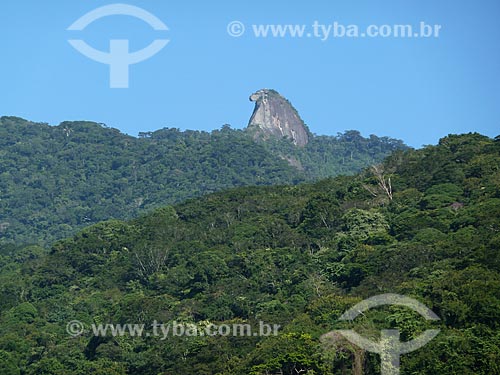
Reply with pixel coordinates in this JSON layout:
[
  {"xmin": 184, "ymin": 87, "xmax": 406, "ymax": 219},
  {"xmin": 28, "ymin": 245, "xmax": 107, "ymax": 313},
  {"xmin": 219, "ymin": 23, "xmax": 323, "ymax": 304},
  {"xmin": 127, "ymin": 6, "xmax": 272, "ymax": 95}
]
[
  {"xmin": 0, "ymin": 116, "xmax": 404, "ymax": 244},
  {"xmin": 0, "ymin": 133, "xmax": 498, "ymax": 374}
]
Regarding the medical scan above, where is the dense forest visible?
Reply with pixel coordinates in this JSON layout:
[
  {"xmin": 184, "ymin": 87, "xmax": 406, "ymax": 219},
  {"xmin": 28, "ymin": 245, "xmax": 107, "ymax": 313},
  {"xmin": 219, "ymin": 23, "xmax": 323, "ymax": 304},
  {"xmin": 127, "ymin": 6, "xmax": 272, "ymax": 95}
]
[
  {"xmin": 0, "ymin": 116, "xmax": 405, "ymax": 244},
  {"xmin": 0, "ymin": 132, "xmax": 498, "ymax": 374}
]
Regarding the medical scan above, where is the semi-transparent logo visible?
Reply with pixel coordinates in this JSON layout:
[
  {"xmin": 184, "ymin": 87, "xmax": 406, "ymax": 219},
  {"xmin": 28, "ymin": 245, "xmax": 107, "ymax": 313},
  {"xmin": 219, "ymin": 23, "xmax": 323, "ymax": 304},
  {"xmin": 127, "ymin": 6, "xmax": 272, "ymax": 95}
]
[
  {"xmin": 68, "ymin": 3, "xmax": 169, "ymax": 88},
  {"xmin": 322, "ymin": 294, "xmax": 440, "ymax": 375}
]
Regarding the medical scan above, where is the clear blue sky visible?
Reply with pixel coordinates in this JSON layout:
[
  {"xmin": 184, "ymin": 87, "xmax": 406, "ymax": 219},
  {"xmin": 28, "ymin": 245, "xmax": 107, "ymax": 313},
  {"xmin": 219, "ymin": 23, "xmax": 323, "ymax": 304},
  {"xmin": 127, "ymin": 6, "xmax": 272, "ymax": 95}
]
[{"xmin": 1, "ymin": 0, "xmax": 499, "ymax": 147}]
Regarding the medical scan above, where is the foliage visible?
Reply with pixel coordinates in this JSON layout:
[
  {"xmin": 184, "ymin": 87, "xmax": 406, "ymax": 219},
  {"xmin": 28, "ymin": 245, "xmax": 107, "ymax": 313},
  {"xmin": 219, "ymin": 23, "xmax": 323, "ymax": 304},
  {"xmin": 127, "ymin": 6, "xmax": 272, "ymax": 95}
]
[
  {"xmin": 0, "ymin": 117, "xmax": 405, "ymax": 245},
  {"xmin": 0, "ymin": 133, "xmax": 498, "ymax": 373}
]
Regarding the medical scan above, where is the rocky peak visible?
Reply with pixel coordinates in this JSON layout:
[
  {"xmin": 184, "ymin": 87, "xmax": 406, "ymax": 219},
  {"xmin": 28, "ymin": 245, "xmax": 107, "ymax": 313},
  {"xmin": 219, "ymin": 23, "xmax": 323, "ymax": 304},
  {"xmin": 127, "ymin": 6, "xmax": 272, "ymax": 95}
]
[{"xmin": 246, "ymin": 89, "xmax": 309, "ymax": 147}]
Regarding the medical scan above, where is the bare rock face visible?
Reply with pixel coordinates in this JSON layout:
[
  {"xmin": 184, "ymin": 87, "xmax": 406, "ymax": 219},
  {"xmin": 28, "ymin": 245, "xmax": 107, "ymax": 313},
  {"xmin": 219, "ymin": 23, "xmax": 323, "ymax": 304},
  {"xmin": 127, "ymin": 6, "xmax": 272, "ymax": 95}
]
[{"xmin": 247, "ymin": 89, "xmax": 309, "ymax": 147}]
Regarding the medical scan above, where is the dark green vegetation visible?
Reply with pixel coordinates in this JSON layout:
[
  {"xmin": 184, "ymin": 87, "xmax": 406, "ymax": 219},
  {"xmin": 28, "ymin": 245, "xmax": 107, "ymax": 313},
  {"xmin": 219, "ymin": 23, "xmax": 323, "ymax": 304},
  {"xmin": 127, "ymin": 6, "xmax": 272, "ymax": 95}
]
[
  {"xmin": 0, "ymin": 133, "xmax": 498, "ymax": 374},
  {"xmin": 262, "ymin": 129, "xmax": 406, "ymax": 179},
  {"xmin": 0, "ymin": 116, "xmax": 404, "ymax": 244}
]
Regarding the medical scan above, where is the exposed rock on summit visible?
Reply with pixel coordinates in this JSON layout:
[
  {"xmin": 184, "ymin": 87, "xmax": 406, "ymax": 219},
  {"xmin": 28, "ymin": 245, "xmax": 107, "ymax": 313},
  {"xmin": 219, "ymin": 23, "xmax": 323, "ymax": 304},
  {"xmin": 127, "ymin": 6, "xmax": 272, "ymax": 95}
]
[{"xmin": 247, "ymin": 89, "xmax": 309, "ymax": 147}]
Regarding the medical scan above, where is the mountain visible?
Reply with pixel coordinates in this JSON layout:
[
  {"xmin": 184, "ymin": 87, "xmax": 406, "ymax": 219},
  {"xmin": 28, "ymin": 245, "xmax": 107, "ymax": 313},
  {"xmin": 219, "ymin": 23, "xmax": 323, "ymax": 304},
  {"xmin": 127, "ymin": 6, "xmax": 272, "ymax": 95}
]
[
  {"xmin": 247, "ymin": 89, "xmax": 310, "ymax": 147},
  {"xmin": 0, "ymin": 133, "xmax": 498, "ymax": 374},
  {"xmin": 0, "ymin": 117, "xmax": 302, "ymax": 244},
  {"xmin": 0, "ymin": 104, "xmax": 405, "ymax": 244},
  {"xmin": 245, "ymin": 89, "xmax": 407, "ymax": 179}
]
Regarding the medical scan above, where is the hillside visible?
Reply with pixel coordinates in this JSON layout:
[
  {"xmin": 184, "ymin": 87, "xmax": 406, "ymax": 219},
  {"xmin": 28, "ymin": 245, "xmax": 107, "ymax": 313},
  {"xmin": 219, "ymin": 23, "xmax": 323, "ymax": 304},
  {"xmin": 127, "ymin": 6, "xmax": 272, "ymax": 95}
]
[
  {"xmin": 0, "ymin": 116, "xmax": 404, "ymax": 244},
  {"xmin": 0, "ymin": 133, "xmax": 498, "ymax": 374}
]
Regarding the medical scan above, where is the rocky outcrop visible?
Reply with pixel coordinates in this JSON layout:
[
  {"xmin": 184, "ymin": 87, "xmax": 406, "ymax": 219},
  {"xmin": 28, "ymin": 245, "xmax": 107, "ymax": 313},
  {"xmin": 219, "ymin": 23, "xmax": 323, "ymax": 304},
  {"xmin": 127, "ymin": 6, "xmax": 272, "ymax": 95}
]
[{"xmin": 247, "ymin": 89, "xmax": 309, "ymax": 147}]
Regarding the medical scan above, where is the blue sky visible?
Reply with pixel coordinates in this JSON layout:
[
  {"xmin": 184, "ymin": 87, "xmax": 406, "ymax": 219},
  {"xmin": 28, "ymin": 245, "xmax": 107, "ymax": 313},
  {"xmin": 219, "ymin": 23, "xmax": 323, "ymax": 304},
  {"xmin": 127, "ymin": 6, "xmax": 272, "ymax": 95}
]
[{"xmin": 1, "ymin": 0, "xmax": 499, "ymax": 147}]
